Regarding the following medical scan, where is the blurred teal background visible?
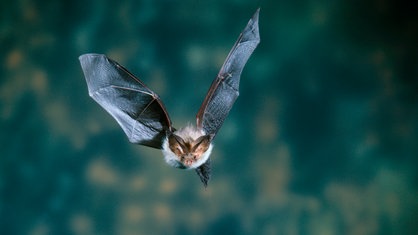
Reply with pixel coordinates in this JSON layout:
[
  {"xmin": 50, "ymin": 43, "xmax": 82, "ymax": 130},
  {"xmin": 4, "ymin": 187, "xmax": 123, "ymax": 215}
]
[{"xmin": 1, "ymin": 0, "xmax": 417, "ymax": 234}]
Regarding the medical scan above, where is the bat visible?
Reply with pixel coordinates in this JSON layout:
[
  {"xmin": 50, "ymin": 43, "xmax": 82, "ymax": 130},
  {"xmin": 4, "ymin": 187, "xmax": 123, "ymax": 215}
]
[{"xmin": 79, "ymin": 9, "xmax": 260, "ymax": 187}]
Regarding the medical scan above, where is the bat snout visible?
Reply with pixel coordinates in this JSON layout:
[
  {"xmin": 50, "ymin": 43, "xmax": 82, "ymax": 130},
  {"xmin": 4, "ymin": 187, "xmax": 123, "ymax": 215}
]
[{"xmin": 182, "ymin": 153, "xmax": 198, "ymax": 166}]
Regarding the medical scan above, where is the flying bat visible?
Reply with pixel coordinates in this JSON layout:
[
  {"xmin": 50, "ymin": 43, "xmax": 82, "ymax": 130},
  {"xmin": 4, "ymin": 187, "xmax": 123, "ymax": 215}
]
[{"xmin": 79, "ymin": 9, "xmax": 260, "ymax": 187}]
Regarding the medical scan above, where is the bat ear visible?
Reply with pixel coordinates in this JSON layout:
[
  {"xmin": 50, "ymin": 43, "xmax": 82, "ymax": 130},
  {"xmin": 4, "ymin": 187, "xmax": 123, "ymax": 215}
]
[
  {"xmin": 192, "ymin": 135, "xmax": 212, "ymax": 153},
  {"xmin": 168, "ymin": 133, "xmax": 187, "ymax": 155},
  {"xmin": 195, "ymin": 158, "xmax": 211, "ymax": 187},
  {"xmin": 169, "ymin": 133, "xmax": 186, "ymax": 146}
]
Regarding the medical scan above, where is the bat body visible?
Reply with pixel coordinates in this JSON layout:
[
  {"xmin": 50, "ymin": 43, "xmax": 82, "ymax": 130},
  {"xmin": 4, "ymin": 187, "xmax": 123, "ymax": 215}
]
[{"xmin": 79, "ymin": 9, "xmax": 260, "ymax": 187}]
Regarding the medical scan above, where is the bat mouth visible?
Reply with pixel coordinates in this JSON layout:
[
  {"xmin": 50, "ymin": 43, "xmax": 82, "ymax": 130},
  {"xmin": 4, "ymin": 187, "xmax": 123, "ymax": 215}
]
[
  {"xmin": 183, "ymin": 159, "xmax": 194, "ymax": 167},
  {"xmin": 177, "ymin": 151, "xmax": 211, "ymax": 169},
  {"xmin": 181, "ymin": 154, "xmax": 199, "ymax": 167}
]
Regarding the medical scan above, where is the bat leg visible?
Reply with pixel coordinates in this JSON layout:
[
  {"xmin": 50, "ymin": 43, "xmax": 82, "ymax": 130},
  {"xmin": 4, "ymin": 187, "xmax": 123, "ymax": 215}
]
[{"xmin": 195, "ymin": 158, "xmax": 211, "ymax": 187}]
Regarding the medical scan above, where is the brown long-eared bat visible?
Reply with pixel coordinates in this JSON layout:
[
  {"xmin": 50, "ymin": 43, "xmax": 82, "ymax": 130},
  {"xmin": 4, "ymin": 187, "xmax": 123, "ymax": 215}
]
[{"xmin": 79, "ymin": 9, "xmax": 260, "ymax": 187}]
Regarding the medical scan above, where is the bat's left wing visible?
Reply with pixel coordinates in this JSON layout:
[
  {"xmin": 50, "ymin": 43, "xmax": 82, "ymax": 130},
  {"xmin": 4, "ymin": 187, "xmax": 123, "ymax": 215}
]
[
  {"xmin": 196, "ymin": 9, "xmax": 260, "ymax": 137},
  {"xmin": 194, "ymin": 9, "xmax": 260, "ymax": 186},
  {"xmin": 79, "ymin": 54, "xmax": 173, "ymax": 149}
]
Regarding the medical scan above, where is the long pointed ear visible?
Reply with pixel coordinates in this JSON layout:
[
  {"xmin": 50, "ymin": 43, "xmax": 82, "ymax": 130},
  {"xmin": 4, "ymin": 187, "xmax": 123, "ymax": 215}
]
[
  {"xmin": 168, "ymin": 133, "xmax": 187, "ymax": 155},
  {"xmin": 192, "ymin": 135, "xmax": 211, "ymax": 152},
  {"xmin": 171, "ymin": 133, "xmax": 186, "ymax": 146},
  {"xmin": 195, "ymin": 158, "xmax": 211, "ymax": 187}
]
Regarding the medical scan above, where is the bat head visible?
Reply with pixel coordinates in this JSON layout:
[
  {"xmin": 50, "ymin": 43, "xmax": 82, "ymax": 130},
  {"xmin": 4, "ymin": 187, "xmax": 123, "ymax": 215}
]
[{"xmin": 162, "ymin": 125, "xmax": 213, "ymax": 169}]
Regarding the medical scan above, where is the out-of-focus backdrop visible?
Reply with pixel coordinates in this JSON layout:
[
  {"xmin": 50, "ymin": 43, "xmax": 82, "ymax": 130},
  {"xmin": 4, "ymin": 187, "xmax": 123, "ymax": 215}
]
[{"xmin": 1, "ymin": 1, "xmax": 417, "ymax": 234}]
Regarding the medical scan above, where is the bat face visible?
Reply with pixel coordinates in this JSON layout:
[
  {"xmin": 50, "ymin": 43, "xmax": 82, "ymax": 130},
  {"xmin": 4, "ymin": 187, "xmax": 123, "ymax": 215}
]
[
  {"xmin": 79, "ymin": 9, "xmax": 259, "ymax": 187},
  {"xmin": 162, "ymin": 125, "xmax": 213, "ymax": 169}
]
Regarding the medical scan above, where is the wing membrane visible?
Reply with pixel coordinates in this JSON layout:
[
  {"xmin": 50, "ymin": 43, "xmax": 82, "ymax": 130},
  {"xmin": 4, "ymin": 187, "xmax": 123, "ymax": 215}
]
[
  {"xmin": 79, "ymin": 54, "xmax": 172, "ymax": 149},
  {"xmin": 196, "ymin": 9, "xmax": 260, "ymax": 137}
]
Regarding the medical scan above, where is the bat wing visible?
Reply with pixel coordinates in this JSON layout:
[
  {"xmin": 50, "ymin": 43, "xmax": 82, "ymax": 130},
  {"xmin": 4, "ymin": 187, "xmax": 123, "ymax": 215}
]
[
  {"xmin": 196, "ymin": 8, "xmax": 260, "ymax": 137},
  {"xmin": 195, "ymin": 9, "xmax": 260, "ymax": 186},
  {"xmin": 79, "ymin": 54, "xmax": 173, "ymax": 149}
]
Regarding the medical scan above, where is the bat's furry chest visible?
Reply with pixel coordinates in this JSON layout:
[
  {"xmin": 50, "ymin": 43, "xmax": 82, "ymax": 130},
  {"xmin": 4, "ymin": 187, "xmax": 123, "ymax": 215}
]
[{"xmin": 162, "ymin": 125, "xmax": 213, "ymax": 169}]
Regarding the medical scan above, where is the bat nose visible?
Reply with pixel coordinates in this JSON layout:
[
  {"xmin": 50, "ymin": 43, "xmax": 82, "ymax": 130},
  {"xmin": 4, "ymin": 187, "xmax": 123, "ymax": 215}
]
[{"xmin": 184, "ymin": 158, "xmax": 193, "ymax": 166}]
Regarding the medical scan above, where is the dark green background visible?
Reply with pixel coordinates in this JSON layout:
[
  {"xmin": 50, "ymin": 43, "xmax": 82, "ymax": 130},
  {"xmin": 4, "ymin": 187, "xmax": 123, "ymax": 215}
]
[{"xmin": 1, "ymin": 0, "xmax": 417, "ymax": 234}]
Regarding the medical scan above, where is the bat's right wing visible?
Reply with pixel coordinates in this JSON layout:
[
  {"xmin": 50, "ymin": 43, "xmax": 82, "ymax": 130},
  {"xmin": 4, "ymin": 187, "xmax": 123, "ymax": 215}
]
[
  {"xmin": 196, "ymin": 9, "xmax": 260, "ymax": 138},
  {"xmin": 79, "ymin": 54, "xmax": 173, "ymax": 149}
]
